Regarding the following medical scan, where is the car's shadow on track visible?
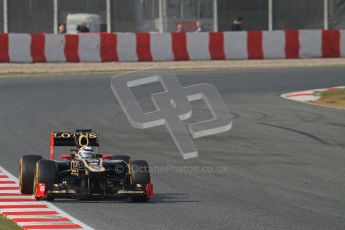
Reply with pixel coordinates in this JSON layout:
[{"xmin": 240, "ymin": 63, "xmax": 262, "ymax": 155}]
[
  {"xmin": 150, "ymin": 193, "xmax": 200, "ymax": 204},
  {"xmin": 49, "ymin": 193, "xmax": 200, "ymax": 204}
]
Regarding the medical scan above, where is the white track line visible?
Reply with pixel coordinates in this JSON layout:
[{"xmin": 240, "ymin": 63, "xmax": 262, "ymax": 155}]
[
  {"xmin": 0, "ymin": 196, "xmax": 34, "ymax": 199},
  {"xmin": 16, "ymin": 221, "xmax": 76, "ymax": 226},
  {"xmin": 0, "ymin": 202, "xmax": 44, "ymax": 205},
  {"xmin": 0, "ymin": 188, "xmax": 20, "ymax": 191},
  {"xmin": 0, "ymin": 166, "xmax": 94, "ymax": 230},
  {"xmin": 0, "ymin": 208, "xmax": 54, "ymax": 212},
  {"xmin": 0, "ymin": 178, "xmax": 15, "ymax": 181},
  {"xmin": 0, "ymin": 190, "xmax": 20, "ymax": 193}
]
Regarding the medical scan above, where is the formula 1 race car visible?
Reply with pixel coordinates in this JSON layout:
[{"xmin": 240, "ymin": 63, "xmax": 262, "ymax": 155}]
[{"xmin": 19, "ymin": 130, "xmax": 153, "ymax": 202}]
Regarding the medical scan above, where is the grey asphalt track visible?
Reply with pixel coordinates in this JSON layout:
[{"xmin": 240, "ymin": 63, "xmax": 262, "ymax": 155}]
[{"xmin": 0, "ymin": 67, "xmax": 344, "ymax": 230}]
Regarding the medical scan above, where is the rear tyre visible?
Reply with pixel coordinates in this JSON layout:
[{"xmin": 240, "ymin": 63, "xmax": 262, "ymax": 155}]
[
  {"xmin": 19, "ymin": 155, "xmax": 43, "ymax": 194},
  {"xmin": 34, "ymin": 159, "xmax": 58, "ymax": 201},
  {"xmin": 130, "ymin": 160, "xmax": 151, "ymax": 202},
  {"xmin": 112, "ymin": 155, "xmax": 130, "ymax": 164}
]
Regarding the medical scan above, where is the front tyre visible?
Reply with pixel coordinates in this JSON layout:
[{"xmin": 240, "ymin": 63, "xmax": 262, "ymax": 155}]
[
  {"xmin": 19, "ymin": 155, "xmax": 43, "ymax": 194},
  {"xmin": 130, "ymin": 160, "xmax": 152, "ymax": 202},
  {"xmin": 33, "ymin": 159, "xmax": 58, "ymax": 201}
]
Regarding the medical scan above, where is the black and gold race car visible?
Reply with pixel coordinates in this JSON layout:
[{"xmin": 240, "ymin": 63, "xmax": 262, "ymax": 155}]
[{"xmin": 18, "ymin": 129, "xmax": 153, "ymax": 202}]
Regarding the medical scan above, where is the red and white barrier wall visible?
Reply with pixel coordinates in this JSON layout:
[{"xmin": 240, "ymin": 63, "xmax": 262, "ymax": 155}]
[{"xmin": 0, "ymin": 30, "xmax": 344, "ymax": 63}]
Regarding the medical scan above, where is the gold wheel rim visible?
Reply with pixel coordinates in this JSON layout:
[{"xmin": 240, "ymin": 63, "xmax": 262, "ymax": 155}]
[
  {"xmin": 33, "ymin": 163, "xmax": 39, "ymax": 196},
  {"xmin": 128, "ymin": 162, "xmax": 133, "ymax": 184}
]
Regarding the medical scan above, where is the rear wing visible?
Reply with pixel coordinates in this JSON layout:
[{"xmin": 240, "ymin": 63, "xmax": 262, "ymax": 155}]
[{"xmin": 49, "ymin": 130, "xmax": 99, "ymax": 160}]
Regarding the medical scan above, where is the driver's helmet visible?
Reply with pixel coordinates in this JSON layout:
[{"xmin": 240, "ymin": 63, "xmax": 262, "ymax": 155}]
[{"xmin": 78, "ymin": 146, "xmax": 94, "ymax": 158}]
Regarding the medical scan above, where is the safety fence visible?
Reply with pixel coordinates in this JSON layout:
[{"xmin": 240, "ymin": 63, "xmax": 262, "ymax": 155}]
[{"xmin": 0, "ymin": 30, "xmax": 343, "ymax": 63}]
